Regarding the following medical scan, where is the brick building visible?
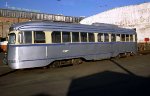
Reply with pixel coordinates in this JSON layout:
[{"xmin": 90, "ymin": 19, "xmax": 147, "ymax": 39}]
[{"xmin": 0, "ymin": 8, "xmax": 84, "ymax": 40}]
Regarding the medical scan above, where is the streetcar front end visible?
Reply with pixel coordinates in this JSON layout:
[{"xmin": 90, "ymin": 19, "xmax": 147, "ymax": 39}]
[{"xmin": 7, "ymin": 31, "xmax": 21, "ymax": 69}]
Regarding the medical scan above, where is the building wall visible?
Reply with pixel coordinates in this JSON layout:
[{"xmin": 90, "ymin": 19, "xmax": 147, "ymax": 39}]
[
  {"xmin": 80, "ymin": 2, "xmax": 150, "ymax": 43},
  {"xmin": 0, "ymin": 8, "xmax": 84, "ymax": 39},
  {"xmin": 0, "ymin": 16, "xmax": 30, "ymax": 38},
  {"xmin": 0, "ymin": 17, "xmax": 28, "ymax": 38}
]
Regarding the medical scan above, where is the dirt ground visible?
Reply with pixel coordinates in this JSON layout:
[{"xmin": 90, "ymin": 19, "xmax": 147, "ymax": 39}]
[{"xmin": 0, "ymin": 53, "xmax": 150, "ymax": 96}]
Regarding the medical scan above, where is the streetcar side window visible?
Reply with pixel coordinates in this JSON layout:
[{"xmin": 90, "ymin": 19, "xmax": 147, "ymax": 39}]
[
  {"xmin": 18, "ymin": 32, "xmax": 23, "ymax": 44},
  {"xmin": 24, "ymin": 31, "xmax": 32, "ymax": 44},
  {"xmin": 126, "ymin": 34, "xmax": 129, "ymax": 42},
  {"xmin": 130, "ymin": 34, "xmax": 133, "ymax": 42},
  {"xmin": 72, "ymin": 32, "xmax": 79, "ymax": 42},
  {"xmin": 111, "ymin": 34, "xmax": 116, "ymax": 42},
  {"xmin": 133, "ymin": 34, "xmax": 137, "ymax": 42},
  {"xmin": 52, "ymin": 31, "xmax": 61, "ymax": 43},
  {"xmin": 34, "ymin": 31, "xmax": 45, "ymax": 43},
  {"xmin": 62, "ymin": 32, "xmax": 71, "ymax": 43},
  {"xmin": 104, "ymin": 33, "xmax": 109, "ymax": 42},
  {"xmin": 116, "ymin": 34, "xmax": 121, "ymax": 42},
  {"xmin": 88, "ymin": 33, "xmax": 95, "ymax": 42},
  {"xmin": 81, "ymin": 32, "xmax": 87, "ymax": 42},
  {"xmin": 121, "ymin": 34, "xmax": 125, "ymax": 42},
  {"xmin": 98, "ymin": 33, "xmax": 104, "ymax": 42}
]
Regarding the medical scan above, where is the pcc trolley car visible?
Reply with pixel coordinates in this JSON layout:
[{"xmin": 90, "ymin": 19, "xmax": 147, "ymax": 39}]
[{"xmin": 7, "ymin": 21, "xmax": 137, "ymax": 69}]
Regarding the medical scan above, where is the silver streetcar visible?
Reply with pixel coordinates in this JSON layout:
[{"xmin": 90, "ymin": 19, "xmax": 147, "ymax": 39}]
[{"xmin": 7, "ymin": 21, "xmax": 137, "ymax": 69}]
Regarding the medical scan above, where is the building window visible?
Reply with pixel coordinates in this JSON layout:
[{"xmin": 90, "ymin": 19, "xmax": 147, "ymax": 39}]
[{"xmin": 34, "ymin": 31, "xmax": 45, "ymax": 43}]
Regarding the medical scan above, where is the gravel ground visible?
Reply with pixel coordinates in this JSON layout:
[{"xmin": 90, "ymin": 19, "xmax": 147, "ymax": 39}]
[{"xmin": 0, "ymin": 53, "xmax": 150, "ymax": 96}]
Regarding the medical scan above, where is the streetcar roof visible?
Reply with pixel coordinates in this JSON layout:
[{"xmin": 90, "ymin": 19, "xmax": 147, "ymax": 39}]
[{"xmin": 10, "ymin": 21, "xmax": 136, "ymax": 34}]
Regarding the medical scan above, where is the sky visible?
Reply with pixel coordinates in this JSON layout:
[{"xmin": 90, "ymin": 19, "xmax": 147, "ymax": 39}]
[{"xmin": 0, "ymin": 0, "xmax": 150, "ymax": 17}]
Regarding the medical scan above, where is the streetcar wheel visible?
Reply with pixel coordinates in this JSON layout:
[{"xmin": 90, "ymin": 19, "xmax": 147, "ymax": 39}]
[
  {"xmin": 72, "ymin": 59, "xmax": 83, "ymax": 65},
  {"xmin": 126, "ymin": 53, "xmax": 130, "ymax": 57},
  {"xmin": 52, "ymin": 61, "xmax": 61, "ymax": 68},
  {"xmin": 115, "ymin": 54, "xmax": 121, "ymax": 59},
  {"xmin": 130, "ymin": 52, "xmax": 135, "ymax": 56}
]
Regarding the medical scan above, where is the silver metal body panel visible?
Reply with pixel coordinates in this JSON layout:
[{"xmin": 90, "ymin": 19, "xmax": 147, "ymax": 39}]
[{"xmin": 7, "ymin": 42, "xmax": 137, "ymax": 69}]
